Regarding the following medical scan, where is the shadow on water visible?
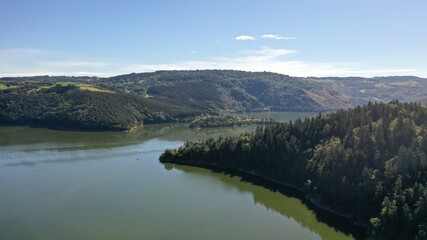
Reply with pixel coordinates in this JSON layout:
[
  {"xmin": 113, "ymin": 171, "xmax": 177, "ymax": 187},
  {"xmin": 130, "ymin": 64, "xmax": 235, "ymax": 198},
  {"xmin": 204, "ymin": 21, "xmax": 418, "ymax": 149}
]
[
  {"xmin": 0, "ymin": 124, "xmax": 188, "ymax": 150},
  {"xmin": 0, "ymin": 112, "xmax": 317, "ymax": 151},
  {"xmin": 0, "ymin": 124, "xmax": 257, "ymax": 151},
  {"xmin": 164, "ymin": 163, "xmax": 367, "ymax": 240},
  {"xmin": 0, "ymin": 124, "xmax": 258, "ymax": 167}
]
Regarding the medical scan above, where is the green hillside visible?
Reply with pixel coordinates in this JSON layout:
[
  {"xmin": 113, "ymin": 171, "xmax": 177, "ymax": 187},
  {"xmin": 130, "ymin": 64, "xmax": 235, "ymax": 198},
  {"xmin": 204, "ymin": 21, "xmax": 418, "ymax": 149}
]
[
  {"xmin": 161, "ymin": 101, "xmax": 427, "ymax": 239},
  {"xmin": 0, "ymin": 85, "xmax": 203, "ymax": 130},
  {"xmin": 2, "ymin": 70, "xmax": 427, "ymax": 130}
]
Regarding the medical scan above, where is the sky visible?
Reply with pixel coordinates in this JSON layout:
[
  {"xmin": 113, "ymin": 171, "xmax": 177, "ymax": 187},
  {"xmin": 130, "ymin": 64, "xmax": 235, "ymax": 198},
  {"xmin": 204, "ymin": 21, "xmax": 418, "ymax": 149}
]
[{"xmin": 0, "ymin": 0, "xmax": 426, "ymax": 77}]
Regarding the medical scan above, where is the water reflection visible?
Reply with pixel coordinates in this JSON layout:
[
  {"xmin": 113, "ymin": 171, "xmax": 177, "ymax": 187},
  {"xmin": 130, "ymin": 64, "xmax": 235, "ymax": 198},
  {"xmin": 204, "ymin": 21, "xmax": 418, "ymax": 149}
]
[
  {"xmin": 0, "ymin": 111, "xmax": 318, "ymax": 151},
  {"xmin": 3, "ymin": 112, "xmax": 346, "ymax": 240},
  {"xmin": 0, "ymin": 124, "xmax": 257, "ymax": 169},
  {"xmin": 165, "ymin": 163, "xmax": 363, "ymax": 240},
  {"xmin": 0, "ymin": 124, "xmax": 257, "ymax": 151}
]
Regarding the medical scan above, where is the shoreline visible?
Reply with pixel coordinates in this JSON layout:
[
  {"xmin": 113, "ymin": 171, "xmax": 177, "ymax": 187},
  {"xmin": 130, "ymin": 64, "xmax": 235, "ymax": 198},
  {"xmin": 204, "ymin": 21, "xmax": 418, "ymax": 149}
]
[
  {"xmin": 190, "ymin": 121, "xmax": 276, "ymax": 130},
  {"xmin": 161, "ymin": 159, "xmax": 368, "ymax": 239},
  {"xmin": 0, "ymin": 110, "xmax": 327, "ymax": 132},
  {"xmin": 0, "ymin": 121, "xmax": 182, "ymax": 132}
]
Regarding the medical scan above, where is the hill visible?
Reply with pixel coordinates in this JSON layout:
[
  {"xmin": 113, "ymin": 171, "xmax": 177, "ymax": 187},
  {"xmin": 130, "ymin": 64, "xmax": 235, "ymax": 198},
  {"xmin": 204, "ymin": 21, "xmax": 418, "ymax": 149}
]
[
  {"xmin": 308, "ymin": 76, "xmax": 427, "ymax": 106},
  {"xmin": 3, "ymin": 71, "xmax": 427, "ymax": 113},
  {"xmin": 0, "ymin": 85, "xmax": 202, "ymax": 131},
  {"xmin": 2, "ymin": 70, "xmax": 427, "ymax": 130},
  {"xmin": 97, "ymin": 70, "xmax": 351, "ymax": 111},
  {"xmin": 1, "ymin": 70, "xmax": 354, "ymax": 112},
  {"xmin": 96, "ymin": 71, "xmax": 427, "ymax": 111},
  {"xmin": 160, "ymin": 101, "xmax": 427, "ymax": 239}
]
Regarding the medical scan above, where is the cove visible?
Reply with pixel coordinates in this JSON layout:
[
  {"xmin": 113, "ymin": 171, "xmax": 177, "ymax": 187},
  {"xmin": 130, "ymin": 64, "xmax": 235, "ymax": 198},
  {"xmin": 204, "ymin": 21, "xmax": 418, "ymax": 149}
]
[{"xmin": 1, "ymin": 113, "xmax": 359, "ymax": 240}]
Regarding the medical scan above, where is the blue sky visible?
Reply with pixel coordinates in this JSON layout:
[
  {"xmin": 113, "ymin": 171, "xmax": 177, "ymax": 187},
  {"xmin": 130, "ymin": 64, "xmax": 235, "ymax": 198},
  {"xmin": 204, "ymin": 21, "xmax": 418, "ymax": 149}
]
[{"xmin": 0, "ymin": 0, "xmax": 426, "ymax": 77}]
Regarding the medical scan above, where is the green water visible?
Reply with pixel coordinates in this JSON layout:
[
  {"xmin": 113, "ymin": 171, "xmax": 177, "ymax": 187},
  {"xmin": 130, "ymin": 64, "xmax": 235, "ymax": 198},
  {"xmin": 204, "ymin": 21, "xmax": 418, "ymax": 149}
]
[{"xmin": 0, "ymin": 114, "xmax": 355, "ymax": 240}]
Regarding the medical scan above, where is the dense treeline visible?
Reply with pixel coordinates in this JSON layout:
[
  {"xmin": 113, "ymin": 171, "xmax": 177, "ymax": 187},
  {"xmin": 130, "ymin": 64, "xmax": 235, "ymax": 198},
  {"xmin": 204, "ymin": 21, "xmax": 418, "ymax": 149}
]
[
  {"xmin": 0, "ymin": 85, "xmax": 203, "ymax": 130},
  {"xmin": 161, "ymin": 101, "xmax": 427, "ymax": 239},
  {"xmin": 189, "ymin": 114, "xmax": 276, "ymax": 129}
]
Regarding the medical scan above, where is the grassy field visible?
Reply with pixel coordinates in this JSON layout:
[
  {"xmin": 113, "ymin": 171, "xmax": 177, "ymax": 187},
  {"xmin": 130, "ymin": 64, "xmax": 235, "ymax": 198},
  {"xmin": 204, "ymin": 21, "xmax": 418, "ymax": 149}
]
[
  {"xmin": 78, "ymin": 84, "xmax": 112, "ymax": 92},
  {"xmin": 0, "ymin": 81, "xmax": 112, "ymax": 93},
  {"xmin": 37, "ymin": 82, "xmax": 112, "ymax": 92},
  {"xmin": 0, "ymin": 83, "xmax": 19, "ymax": 90},
  {"xmin": 55, "ymin": 82, "xmax": 112, "ymax": 92}
]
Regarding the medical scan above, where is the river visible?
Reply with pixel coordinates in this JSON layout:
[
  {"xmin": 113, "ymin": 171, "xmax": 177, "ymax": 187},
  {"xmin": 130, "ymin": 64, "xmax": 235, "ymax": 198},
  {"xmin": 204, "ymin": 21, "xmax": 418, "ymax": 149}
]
[{"xmin": 0, "ymin": 112, "xmax": 359, "ymax": 240}]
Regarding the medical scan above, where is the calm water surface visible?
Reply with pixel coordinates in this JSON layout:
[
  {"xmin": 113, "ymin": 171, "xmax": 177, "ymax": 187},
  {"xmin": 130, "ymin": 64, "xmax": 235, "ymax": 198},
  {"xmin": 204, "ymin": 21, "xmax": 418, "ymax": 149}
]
[{"xmin": 0, "ymin": 113, "xmax": 356, "ymax": 240}]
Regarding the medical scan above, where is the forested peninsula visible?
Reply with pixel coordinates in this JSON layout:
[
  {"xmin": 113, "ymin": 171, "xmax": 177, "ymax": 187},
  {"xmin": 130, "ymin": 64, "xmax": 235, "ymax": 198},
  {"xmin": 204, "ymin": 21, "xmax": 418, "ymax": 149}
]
[
  {"xmin": 160, "ymin": 101, "xmax": 427, "ymax": 239},
  {"xmin": 189, "ymin": 115, "xmax": 276, "ymax": 129}
]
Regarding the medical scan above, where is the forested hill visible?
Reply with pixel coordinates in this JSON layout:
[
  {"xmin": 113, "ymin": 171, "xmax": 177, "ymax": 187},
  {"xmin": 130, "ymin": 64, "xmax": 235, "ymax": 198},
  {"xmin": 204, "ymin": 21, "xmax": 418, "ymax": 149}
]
[
  {"xmin": 2, "ymin": 70, "xmax": 427, "ymax": 112},
  {"xmin": 2, "ymin": 70, "xmax": 427, "ymax": 130},
  {"xmin": 0, "ymin": 85, "xmax": 203, "ymax": 131},
  {"xmin": 307, "ymin": 76, "xmax": 427, "ymax": 106},
  {"xmin": 84, "ymin": 70, "xmax": 427, "ymax": 109},
  {"xmin": 99, "ymin": 70, "xmax": 351, "ymax": 111},
  {"xmin": 160, "ymin": 101, "xmax": 427, "ymax": 239}
]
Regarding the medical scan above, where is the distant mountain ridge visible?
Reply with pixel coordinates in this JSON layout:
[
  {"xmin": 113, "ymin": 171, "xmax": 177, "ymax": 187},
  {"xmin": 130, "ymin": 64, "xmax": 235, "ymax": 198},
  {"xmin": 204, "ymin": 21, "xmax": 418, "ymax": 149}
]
[
  {"xmin": 100, "ymin": 70, "xmax": 352, "ymax": 111},
  {"xmin": 3, "ymin": 70, "xmax": 425, "ymax": 112},
  {"xmin": 306, "ymin": 75, "xmax": 427, "ymax": 106}
]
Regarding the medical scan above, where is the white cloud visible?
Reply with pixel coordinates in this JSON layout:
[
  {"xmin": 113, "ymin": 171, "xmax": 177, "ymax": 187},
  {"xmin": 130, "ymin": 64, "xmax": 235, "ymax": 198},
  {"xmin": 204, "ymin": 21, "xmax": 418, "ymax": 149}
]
[
  {"xmin": 120, "ymin": 47, "xmax": 295, "ymax": 72},
  {"xmin": 261, "ymin": 34, "xmax": 296, "ymax": 40},
  {"xmin": 242, "ymin": 48, "xmax": 296, "ymax": 58},
  {"xmin": 118, "ymin": 47, "xmax": 419, "ymax": 77},
  {"xmin": 0, "ymin": 47, "xmax": 424, "ymax": 78},
  {"xmin": 262, "ymin": 34, "xmax": 284, "ymax": 40},
  {"xmin": 234, "ymin": 35, "xmax": 255, "ymax": 41}
]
